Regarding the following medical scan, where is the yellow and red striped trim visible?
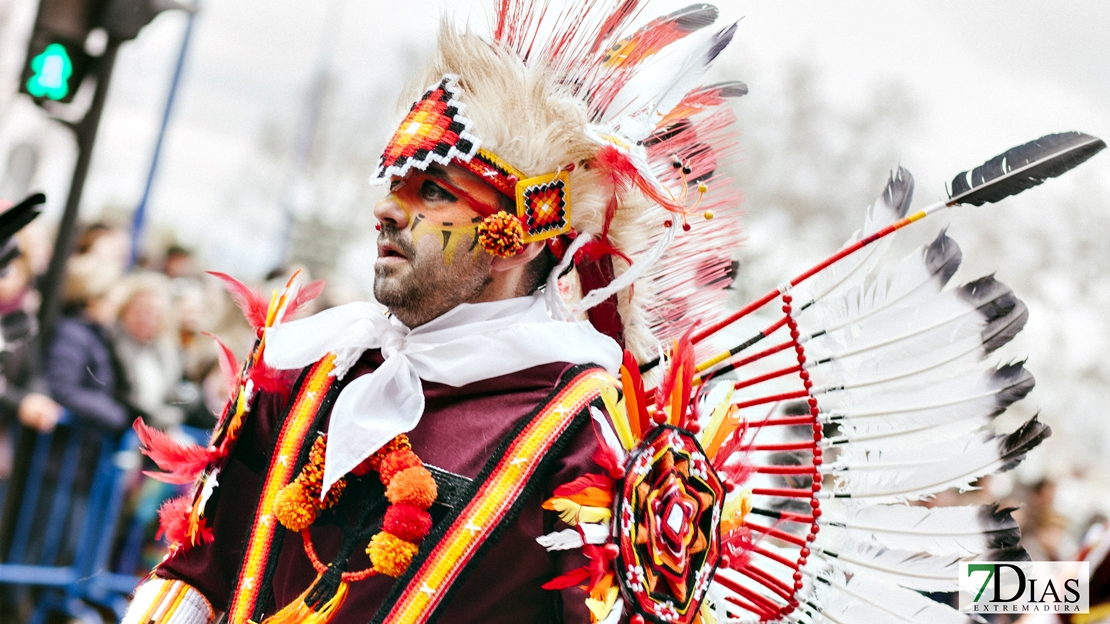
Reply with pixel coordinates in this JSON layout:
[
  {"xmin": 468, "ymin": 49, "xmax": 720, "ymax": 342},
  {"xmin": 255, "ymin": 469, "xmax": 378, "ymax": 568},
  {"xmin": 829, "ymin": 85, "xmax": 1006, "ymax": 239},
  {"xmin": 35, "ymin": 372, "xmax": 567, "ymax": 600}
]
[
  {"xmin": 378, "ymin": 368, "xmax": 614, "ymax": 624},
  {"xmin": 123, "ymin": 579, "xmax": 214, "ymax": 624},
  {"xmin": 227, "ymin": 356, "xmax": 336, "ymax": 624}
]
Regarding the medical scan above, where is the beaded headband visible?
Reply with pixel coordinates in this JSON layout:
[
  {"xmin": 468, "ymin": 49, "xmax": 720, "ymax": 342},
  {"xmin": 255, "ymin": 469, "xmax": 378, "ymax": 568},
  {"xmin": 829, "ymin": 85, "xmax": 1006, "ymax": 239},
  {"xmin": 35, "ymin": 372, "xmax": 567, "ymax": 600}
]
[{"xmin": 372, "ymin": 74, "xmax": 572, "ymax": 250}]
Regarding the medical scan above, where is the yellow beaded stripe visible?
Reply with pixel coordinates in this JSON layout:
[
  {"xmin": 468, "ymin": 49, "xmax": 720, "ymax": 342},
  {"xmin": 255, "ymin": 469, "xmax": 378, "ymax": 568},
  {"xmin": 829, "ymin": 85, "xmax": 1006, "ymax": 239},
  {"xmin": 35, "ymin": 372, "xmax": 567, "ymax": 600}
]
[
  {"xmin": 228, "ymin": 356, "xmax": 336, "ymax": 624},
  {"xmin": 380, "ymin": 368, "xmax": 614, "ymax": 624}
]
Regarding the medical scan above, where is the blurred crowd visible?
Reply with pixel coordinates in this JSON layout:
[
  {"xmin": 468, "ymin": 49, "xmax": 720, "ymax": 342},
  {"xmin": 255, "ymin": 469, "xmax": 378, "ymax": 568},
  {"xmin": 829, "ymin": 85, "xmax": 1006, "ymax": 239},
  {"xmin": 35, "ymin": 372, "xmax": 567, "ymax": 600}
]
[{"xmin": 0, "ymin": 214, "xmax": 332, "ymax": 584}]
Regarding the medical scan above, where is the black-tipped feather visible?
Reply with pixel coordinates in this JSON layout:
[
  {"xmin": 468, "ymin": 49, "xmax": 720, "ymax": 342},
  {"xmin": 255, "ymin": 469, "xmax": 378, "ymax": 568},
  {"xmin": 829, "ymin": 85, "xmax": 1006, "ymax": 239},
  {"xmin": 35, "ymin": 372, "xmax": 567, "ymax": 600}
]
[
  {"xmin": 980, "ymin": 546, "xmax": 1032, "ymax": 564},
  {"xmin": 996, "ymin": 416, "xmax": 1051, "ymax": 473},
  {"xmin": 979, "ymin": 504, "xmax": 1023, "ymax": 551},
  {"xmin": 707, "ymin": 80, "xmax": 748, "ymax": 98},
  {"xmin": 884, "ymin": 166, "xmax": 916, "ymax": 220},
  {"xmin": 991, "ymin": 362, "xmax": 1035, "ymax": 415},
  {"xmin": 980, "ymin": 299, "xmax": 1028, "ymax": 355},
  {"xmin": 950, "ymin": 131, "xmax": 1106, "ymax": 206},
  {"xmin": 925, "ymin": 229, "xmax": 962, "ymax": 288}
]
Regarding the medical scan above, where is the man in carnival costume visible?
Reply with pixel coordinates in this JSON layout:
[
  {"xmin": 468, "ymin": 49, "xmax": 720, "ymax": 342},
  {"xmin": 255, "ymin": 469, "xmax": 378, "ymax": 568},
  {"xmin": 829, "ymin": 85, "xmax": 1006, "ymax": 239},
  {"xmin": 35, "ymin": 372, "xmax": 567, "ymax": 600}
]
[{"xmin": 123, "ymin": 1, "xmax": 1104, "ymax": 623}]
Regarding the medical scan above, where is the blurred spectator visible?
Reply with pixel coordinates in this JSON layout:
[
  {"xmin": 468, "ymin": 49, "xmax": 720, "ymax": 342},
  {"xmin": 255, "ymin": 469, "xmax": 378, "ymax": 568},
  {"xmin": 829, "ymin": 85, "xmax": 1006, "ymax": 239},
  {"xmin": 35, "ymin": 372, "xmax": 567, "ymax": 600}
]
[
  {"xmin": 111, "ymin": 272, "xmax": 185, "ymax": 430},
  {"xmin": 1021, "ymin": 479, "xmax": 1077, "ymax": 562},
  {"xmin": 0, "ymin": 253, "xmax": 61, "ymax": 438},
  {"xmin": 45, "ymin": 254, "xmax": 130, "ymax": 430},
  {"xmin": 172, "ymin": 279, "xmax": 222, "ymax": 429},
  {"xmin": 163, "ymin": 245, "xmax": 197, "ymax": 279}
]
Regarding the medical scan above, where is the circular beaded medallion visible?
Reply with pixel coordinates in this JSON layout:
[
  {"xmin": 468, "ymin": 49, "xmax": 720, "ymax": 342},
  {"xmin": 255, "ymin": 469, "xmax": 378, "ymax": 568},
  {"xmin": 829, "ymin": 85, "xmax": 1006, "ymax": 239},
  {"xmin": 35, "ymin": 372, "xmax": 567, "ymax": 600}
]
[{"xmin": 616, "ymin": 425, "xmax": 724, "ymax": 623}]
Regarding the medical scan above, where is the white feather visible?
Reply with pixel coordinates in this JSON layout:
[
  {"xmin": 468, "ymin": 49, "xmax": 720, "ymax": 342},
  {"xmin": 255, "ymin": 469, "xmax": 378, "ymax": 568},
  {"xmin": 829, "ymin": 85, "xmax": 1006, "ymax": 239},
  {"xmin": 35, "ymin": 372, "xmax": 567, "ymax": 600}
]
[
  {"xmin": 590, "ymin": 406, "xmax": 627, "ymax": 463},
  {"xmin": 820, "ymin": 365, "xmax": 1032, "ymax": 448},
  {"xmin": 824, "ymin": 418, "xmax": 1047, "ymax": 503},
  {"xmin": 813, "ymin": 571, "xmax": 978, "ymax": 623},
  {"xmin": 819, "ymin": 502, "xmax": 1017, "ymax": 557},
  {"xmin": 536, "ymin": 528, "xmax": 583, "ymax": 551},
  {"xmin": 795, "ymin": 168, "xmax": 915, "ymax": 309},
  {"xmin": 817, "ymin": 542, "xmax": 962, "ymax": 592}
]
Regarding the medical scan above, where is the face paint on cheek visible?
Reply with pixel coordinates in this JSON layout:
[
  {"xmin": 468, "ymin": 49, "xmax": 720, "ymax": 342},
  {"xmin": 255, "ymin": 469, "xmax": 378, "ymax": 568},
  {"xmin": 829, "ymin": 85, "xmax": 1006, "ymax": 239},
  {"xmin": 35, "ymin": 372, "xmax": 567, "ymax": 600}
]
[{"xmin": 412, "ymin": 215, "xmax": 483, "ymax": 266}]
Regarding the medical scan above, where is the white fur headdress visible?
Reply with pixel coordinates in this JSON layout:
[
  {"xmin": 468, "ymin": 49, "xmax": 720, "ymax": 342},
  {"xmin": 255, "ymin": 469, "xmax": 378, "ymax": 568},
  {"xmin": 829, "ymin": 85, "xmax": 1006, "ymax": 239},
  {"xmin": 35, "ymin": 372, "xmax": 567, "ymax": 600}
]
[{"xmin": 372, "ymin": 1, "xmax": 747, "ymax": 362}]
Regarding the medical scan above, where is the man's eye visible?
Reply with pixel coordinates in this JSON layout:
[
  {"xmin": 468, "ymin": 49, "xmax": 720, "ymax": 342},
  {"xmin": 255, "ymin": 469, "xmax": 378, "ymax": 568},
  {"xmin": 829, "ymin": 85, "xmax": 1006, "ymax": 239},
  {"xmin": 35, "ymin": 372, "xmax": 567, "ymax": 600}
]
[{"xmin": 420, "ymin": 180, "xmax": 456, "ymax": 202}]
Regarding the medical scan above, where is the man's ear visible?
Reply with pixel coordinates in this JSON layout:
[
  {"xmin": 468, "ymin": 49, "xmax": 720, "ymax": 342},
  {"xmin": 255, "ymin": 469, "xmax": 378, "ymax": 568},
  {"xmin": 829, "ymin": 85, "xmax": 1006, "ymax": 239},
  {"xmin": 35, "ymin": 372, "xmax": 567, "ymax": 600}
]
[{"xmin": 490, "ymin": 241, "xmax": 544, "ymax": 272}]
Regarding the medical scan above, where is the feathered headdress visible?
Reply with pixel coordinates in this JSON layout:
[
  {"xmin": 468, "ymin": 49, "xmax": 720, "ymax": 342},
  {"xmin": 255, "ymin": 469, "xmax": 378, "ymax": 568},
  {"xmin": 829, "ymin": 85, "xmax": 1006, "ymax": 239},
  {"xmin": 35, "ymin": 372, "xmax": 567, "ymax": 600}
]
[{"xmin": 371, "ymin": 1, "xmax": 746, "ymax": 361}]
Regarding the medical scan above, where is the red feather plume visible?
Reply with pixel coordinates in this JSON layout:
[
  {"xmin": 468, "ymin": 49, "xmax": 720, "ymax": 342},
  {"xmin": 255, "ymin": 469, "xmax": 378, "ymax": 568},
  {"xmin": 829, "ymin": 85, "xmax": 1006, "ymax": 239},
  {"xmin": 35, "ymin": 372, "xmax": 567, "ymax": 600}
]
[
  {"xmin": 133, "ymin": 419, "xmax": 212, "ymax": 485},
  {"xmin": 209, "ymin": 272, "xmax": 268, "ymax": 330},
  {"xmin": 594, "ymin": 145, "xmax": 685, "ymax": 214},
  {"xmin": 281, "ymin": 279, "xmax": 326, "ymax": 322}
]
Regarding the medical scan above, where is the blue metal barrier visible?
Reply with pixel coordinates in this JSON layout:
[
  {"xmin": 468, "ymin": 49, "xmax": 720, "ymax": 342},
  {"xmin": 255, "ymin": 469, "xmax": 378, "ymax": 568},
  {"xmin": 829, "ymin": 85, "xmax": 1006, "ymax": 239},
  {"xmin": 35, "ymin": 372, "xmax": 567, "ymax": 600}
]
[{"xmin": 0, "ymin": 413, "xmax": 211, "ymax": 623}]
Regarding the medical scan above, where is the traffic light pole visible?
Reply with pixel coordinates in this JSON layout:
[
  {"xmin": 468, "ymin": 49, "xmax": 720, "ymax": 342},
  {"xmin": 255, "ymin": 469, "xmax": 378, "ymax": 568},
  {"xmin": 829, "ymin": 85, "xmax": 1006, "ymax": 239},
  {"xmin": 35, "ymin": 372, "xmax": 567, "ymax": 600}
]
[{"xmin": 37, "ymin": 39, "xmax": 121, "ymax": 343}]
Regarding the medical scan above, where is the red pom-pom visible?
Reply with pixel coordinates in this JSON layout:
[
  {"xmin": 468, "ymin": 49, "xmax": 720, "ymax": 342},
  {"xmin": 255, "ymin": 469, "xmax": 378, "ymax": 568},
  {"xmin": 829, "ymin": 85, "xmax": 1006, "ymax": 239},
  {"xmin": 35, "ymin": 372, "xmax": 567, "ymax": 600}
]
[
  {"xmin": 379, "ymin": 449, "xmax": 421, "ymax": 484},
  {"xmin": 382, "ymin": 503, "xmax": 433, "ymax": 542}
]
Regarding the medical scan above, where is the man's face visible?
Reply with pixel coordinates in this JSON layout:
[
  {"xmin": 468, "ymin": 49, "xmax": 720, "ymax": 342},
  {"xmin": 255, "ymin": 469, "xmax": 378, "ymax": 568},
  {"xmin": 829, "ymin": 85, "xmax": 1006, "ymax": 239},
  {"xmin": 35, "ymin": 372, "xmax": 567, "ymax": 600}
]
[{"xmin": 372, "ymin": 164, "xmax": 504, "ymax": 327}]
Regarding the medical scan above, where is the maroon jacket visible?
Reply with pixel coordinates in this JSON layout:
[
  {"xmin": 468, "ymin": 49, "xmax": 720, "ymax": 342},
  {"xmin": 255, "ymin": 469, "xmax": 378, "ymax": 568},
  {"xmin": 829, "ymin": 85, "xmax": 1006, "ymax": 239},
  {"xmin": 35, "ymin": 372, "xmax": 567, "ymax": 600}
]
[{"xmin": 158, "ymin": 350, "xmax": 601, "ymax": 623}]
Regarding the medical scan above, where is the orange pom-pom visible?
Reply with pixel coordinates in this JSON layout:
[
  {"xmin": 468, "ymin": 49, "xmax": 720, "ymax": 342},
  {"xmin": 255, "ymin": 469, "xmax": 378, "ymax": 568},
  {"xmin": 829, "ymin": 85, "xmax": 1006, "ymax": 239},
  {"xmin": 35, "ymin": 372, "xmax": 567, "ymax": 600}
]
[
  {"xmin": 274, "ymin": 481, "xmax": 318, "ymax": 531},
  {"xmin": 477, "ymin": 211, "xmax": 525, "ymax": 257},
  {"xmin": 383, "ymin": 503, "xmax": 433, "ymax": 542},
  {"xmin": 367, "ymin": 532, "xmax": 419, "ymax": 577},
  {"xmin": 385, "ymin": 466, "xmax": 438, "ymax": 508},
  {"xmin": 379, "ymin": 449, "xmax": 421, "ymax": 484}
]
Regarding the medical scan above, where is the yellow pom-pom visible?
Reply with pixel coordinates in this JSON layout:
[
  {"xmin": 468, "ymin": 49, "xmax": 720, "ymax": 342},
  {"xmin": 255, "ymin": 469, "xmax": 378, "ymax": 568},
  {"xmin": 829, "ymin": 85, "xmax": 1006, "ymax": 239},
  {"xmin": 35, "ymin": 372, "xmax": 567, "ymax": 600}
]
[
  {"xmin": 697, "ymin": 181, "xmax": 709, "ymax": 194},
  {"xmin": 703, "ymin": 210, "xmax": 715, "ymax": 220},
  {"xmin": 367, "ymin": 531, "xmax": 419, "ymax": 577},
  {"xmin": 477, "ymin": 211, "xmax": 525, "ymax": 258},
  {"xmin": 274, "ymin": 481, "xmax": 319, "ymax": 531}
]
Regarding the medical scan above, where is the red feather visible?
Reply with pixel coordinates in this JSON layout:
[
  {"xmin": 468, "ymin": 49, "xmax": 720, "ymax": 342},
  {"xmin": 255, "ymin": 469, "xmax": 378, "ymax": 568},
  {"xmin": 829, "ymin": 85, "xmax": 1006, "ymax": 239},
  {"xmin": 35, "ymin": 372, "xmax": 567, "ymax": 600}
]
[
  {"xmin": 582, "ymin": 543, "xmax": 619, "ymax": 591},
  {"xmin": 554, "ymin": 473, "xmax": 614, "ymax": 498},
  {"xmin": 249, "ymin": 362, "xmax": 296, "ymax": 396},
  {"xmin": 156, "ymin": 494, "xmax": 190, "ymax": 544},
  {"xmin": 594, "ymin": 145, "xmax": 685, "ymax": 214},
  {"xmin": 588, "ymin": 0, "xmax": 641, "ymax": 54},
  {"xmin": 204, "ymin": 332, "xmax": 240, "ymax": 401},
  {"xmin": 542, "ymin": 566, "xmax": 591, "ymax": 591},
  {"xmin": 590, "ymin": 417, "xmax": 623, "ymax": 478},
  {"xmin": 209, "ymin": 272, "xmax": 268, "ymax": 329},
  {"xmin": 281, "ymin": 279, "xmax": 326, "ymax": 322},
  {"xmin": 133, "ymin": 419, "xmax": 212, "ymax": 485}
]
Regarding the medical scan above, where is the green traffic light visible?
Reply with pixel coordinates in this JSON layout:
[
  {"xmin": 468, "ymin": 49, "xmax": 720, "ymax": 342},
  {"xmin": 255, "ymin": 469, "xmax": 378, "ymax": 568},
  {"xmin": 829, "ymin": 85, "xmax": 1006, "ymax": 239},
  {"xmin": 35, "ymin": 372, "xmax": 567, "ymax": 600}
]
[{"xmin": 26, "ymin": 43, "xmax": 74, "ymax": 100}]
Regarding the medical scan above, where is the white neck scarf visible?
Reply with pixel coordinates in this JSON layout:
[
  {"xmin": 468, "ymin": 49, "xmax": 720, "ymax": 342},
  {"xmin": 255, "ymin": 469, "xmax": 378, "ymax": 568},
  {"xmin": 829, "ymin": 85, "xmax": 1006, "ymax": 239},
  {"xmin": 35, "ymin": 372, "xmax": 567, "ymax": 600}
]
[{"xmin": 263, "ymin": 292, "xmax": 622, "ymax": 496}]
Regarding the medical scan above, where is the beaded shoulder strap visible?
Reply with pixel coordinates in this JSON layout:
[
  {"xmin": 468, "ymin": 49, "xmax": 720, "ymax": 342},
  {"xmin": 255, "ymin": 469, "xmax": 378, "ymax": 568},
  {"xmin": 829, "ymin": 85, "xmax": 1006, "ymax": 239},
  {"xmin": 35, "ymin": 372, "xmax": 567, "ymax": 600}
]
[{"xmin": 228, "ymin": 356, "xmax": 340, "ymax": 624}]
